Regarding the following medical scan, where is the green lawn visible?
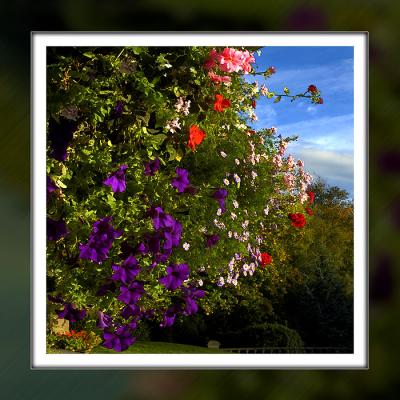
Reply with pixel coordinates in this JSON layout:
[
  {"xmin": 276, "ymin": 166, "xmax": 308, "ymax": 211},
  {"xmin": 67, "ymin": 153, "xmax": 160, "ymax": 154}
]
[{"xmin": 48, "ymin": 341, "xmax": 224, "ymax": 354}]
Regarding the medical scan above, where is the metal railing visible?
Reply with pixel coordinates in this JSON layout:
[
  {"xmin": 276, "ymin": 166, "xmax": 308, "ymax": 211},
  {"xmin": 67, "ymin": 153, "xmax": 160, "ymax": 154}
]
[{"xmin": 221, "ymin": 347, "xmax": 353, "ymax": 354}]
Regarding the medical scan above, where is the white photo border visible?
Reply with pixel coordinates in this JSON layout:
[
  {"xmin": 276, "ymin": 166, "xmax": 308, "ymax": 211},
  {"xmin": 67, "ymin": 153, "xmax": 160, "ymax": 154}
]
[{"xmin": 31, "ymin": 32, "xmax": 368, "ymax": 369}]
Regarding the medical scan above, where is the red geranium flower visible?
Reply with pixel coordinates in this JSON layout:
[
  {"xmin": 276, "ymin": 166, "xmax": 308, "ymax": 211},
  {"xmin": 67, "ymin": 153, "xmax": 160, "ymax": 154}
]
[
  {"xmin": 305, "ymin": 207, "xmax": 313, "ymax": 216},
  {"xmin": 288, "ymin": 213, "xmax": 306, "ymax": 228},
  {"xmin": 252, "ymin": 99, "xmax": 256, "ymax": 109},
  {"xmin": 187, "ymin": 125, "xmax": 206, "ymax": 151},
  {"xmin": 307, "ymin": 84, "xmax": 318, "ymax": 94},
  {"xmin": 214, "ymin": 94, "xmax": 231, "ymax": 112},
  {"xmin": 260, "ymin": 252, "xmax": 272, "ymax": 267},
  {"xmin": 307, "ymin": 191, "xmax": 315, "ymax": 204}
]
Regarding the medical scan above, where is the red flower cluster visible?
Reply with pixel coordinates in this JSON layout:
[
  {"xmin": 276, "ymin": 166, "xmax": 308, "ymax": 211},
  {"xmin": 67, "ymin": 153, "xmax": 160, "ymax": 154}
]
[
  {"xmin": 288, "ymin": 213, "xmax": 306, "ymax": 228},
  {"xmin": 214, "ymin": 94, "xmax": 231, "ymax": 112},
  {"xmin": 305, "ymin": 207, "xmax": 313, "ymax": 216},
  {"xmin": 187, "ymin": 125, "xmax": 206, "ymax": 151},
  {"xmin": 260, "ymin": 252, "xmax": 272, "ymax": 267},
  {"xmin": 307, "ymin": 84, "xmax": 318, "ymax": 94},
  {"xmin": 61, "ymin": 330, "xmax": 88, "ymax": 339},
  {"xmin": 307, "ymin": 191, "xmax": 315, "ymax": 204}
]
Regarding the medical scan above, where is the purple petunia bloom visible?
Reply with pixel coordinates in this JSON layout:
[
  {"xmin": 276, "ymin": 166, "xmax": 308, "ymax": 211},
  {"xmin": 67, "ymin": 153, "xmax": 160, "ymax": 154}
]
[
  {"xmin": 213, "ymin": 188, "xmax": 228, "ymax": 212},
  {"xmin": 97, "ymin": 311, "xmax": 113, "ymax": 329},
  {"xmin": 96, "ymin": 279, "xmax": 116, "ymax": 296},
  {"xmin": 144, "ymin": 232, "xmax": 162, "ymax": 254},
  {"xmin": 79, "ymin": 217, "xmax": 122, "ymax": 263},
  {"xmin": 103, "ymin": 165, "xmax": 128, "ymax": 193},
  {"xmin": 160, "ymin": 304, "xmax": 182, "ymax": 328},
  {"xmin": 47, "ymin": 294, "xmax": 64, "ymax": 304},
  {"xmin": 47, "ymin": 218, "xmax": 68, "ymax": 241},
  {"xmin": 144, "ymin": 158, "xmax": 160, "ymax": 176},
  {"xmin": 182, "ymin": 286, "xmax": 205, "ymax": 315},
  {"xmin": 114, "ymin": 101, "xmax": 124, "ymax": 117},
  {"xmin": 48, "ymin": 117, "xmax": 77, "ymax": 161},
  {"xmin": 47, "ymin": 176, "xmax": 57, "ymax": 194},
  {"xmin": 56, "ymin": 303, "xmax": 86, "ymax": 323},
  {"xmin": 121, "ymin": 303, "xmax": 141, "ymax": 319},
  {"xmin": 134, "ymin": 242, "xmax": 148, "ymax": 255},
  {"xmin": 206, "ymin": 234, "xmax": 220, "ymax": 248},
  {"xmin": 163, "ymin": 219, "xmax": 183, "ymax": 251},
  {"xmin": 171, "ymin": 167, "xmax": 190, "ymax": 193},
  {"xmin": 117, "ymin": 281, "xmax": 145, "ymax": 305},
  {"xmin": 159, "ymin": 263, "xmax": 190, "ymax": 291},
  {"xmin": 102, "ymin": 325, "xmax": 136, "ymax": 352},
  {"xmin": 112, "ymin": 255, "xmax": 141, "ymax": 284}
]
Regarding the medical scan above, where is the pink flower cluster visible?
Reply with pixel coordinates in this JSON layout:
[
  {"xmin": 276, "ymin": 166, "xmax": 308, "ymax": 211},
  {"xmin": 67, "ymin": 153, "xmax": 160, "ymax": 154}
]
[{"xmin": 205, "ymin": 48, "xmax": 255, "ymax": 74}]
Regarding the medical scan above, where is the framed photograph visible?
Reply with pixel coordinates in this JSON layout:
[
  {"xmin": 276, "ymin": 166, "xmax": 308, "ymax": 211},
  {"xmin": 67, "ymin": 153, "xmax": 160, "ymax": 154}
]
[{"xmin": 32, "ymin": 32, "xmax": 367, "ymax": 369}]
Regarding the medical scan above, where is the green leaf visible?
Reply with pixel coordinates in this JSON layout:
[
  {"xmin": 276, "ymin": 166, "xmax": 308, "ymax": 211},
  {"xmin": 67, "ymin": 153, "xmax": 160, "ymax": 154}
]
[
  {"xmin": 283, "ymin": 87, "xmax": 290, "ymax": 94},
  {"xmin": 274, "ymin": 96, "xmax": 282, "ymax": 103}
]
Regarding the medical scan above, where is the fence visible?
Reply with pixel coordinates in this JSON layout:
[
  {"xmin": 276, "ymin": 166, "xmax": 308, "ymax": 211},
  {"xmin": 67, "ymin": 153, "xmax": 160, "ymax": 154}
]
[{"xmin": 221, "ymin": 347, "xmax": 353, "ymax": 354}]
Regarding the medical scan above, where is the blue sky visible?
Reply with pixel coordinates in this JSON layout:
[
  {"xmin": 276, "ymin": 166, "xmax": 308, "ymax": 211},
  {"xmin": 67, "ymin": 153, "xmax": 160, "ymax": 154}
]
[{"xmin": 247, "ymin": 46, "xmax": 354, "ymax": 197}]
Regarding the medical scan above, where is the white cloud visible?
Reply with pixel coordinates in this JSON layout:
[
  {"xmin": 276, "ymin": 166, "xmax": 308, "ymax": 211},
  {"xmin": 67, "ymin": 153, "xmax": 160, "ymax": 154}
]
[
  {"xmin": 306, "ymin": 106, "xmax": 317, "ymax": 114},
  {"xmin": 279, "ymin": 113, "xmax": 354, "ymax": 153},
  {"xmin": 290, "ymin": 148, "xmax": 354, "ymax": 195}
]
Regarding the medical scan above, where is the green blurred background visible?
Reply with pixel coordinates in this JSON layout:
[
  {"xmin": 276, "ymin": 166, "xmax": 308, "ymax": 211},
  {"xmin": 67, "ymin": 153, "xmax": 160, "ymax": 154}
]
[{"xmin": 1, "ymin": 1, "xmax": 398, "ymax": 399}]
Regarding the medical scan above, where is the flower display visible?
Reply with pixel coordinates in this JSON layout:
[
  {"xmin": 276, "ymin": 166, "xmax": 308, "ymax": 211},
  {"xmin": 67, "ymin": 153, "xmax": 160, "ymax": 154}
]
[{"xmin": 46, "ymin": 46, "xmax": 323, "ymax": 353}]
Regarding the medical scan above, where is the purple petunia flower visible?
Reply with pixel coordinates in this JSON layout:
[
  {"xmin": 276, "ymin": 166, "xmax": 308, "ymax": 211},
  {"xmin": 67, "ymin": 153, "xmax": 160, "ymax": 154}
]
[
  {"xmin": 206, "ymin": 234, "xmax": 220, "ymax": 248},
  {"xmin": 47, "ymin": 218, "xmax": 68, "ymax": 241},
  {"xmin": 114, "ymin": 101, "xmax": 124, "ymax": 117},
  {"xmin": 56, "ymin": 303, "xmax": 86, "ymax": 323},
  {"xmin": 79, "ymin": 217, "xmax": 122, "ymax": 263},
  {"xmin": 134, "ymin": 242, "xmax": 148, "ymax": 255},
  {"xmin": 111, "ymin": 255, "xmax": 141, "ymax": 284},
  {"xmin": 144, "ymin": 158, "xmax": 160, "ymax": 176},
  {"xmin": 103, "ymin": 165, "xmax": 128, "ymax": 193},
  {"xmin": 160, "ymin": 304, "xmax": 182, "ymax": 328},
  {"xmin": 97, "ymin": 311, "xmax": 113, "ymax": 329},
  {"xmin": 48, "ymin": 117, "xmax": 77, "ymax": 161},
  {"xmin": 144, "ymin": 232, "xmax": 162, "ymax": 254},
  {"xmin": 117, "ymin": 281, "xmax": 145, "ymax": 305},
  {"xmin": 96, "ymin": 279, "xmax": 116, "ymax": 296},
  {"xmin": 47, "ymin": 176, "xmax": 57, "ymax": 194},
  {"xmin": 171, "ymin": 167, "xmax": 190, "ymax": 193},
  {"xmin": 102, "ymin": 325, "xmax": 136, "ymax": 352},
  {"xmin": 213, "ymin": 188, "xmax": 228, "ymax": 212},
  {"xmin": 149, "ymin": 206, "xmax": 167, "ymax": 231},
  {"xmin": 182, "ymin": 286, "xmax": 205, "ymax": 315},
  {"xmin": 121, "ymin": 303, "xmax": 141, "ymax": 319},
  {"xmin": 47, "ymin": 294, "xmax": 64, "ymax": 304},
  {"xmin": 159, "ymin": 263, "xmax": 190, "ymax": 291}
]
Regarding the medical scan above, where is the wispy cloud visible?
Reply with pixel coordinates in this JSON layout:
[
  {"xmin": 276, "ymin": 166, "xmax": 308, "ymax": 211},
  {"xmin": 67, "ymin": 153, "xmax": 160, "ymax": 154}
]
[
  {"xmin": 252, "ymin": 104, "xmax": 277, "ymax": 128},
  {"xmin": 279, "ymin": 113, "xmax": 354, "ymax": 153},
  {"xmin": 291, "ymin": 148, "xmax": 354, "ymax": 195}
]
